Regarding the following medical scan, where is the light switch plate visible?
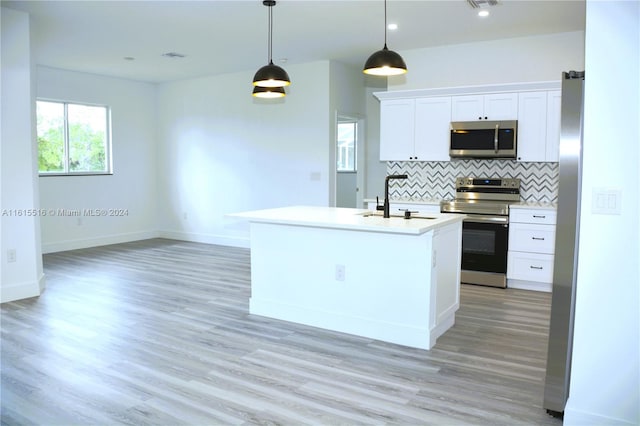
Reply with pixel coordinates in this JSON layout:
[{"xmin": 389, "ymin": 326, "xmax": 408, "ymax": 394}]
[{"xmin": 592, "ymin": 188, "xmax": 622, "ymax": 215}]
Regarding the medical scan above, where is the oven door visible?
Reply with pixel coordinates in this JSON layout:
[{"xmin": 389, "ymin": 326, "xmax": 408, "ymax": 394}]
[{"xmin": 461, "ymin": 215, "xmax": 509, "ymax": 286}]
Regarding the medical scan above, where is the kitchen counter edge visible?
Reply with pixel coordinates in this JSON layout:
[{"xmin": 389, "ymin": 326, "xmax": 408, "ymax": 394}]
[{"xmin": 228, "ymin": 206, "xmax": 465, "ymax": 235}]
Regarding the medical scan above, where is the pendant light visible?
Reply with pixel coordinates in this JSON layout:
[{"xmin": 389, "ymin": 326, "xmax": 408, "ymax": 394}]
[
  {"xmin": 363, "ymin": 0, "xmax": 407, "ymax": 76},
  {"xmin": 252, "ymin": 85, "xmax": 285, "ymax": 98},
  {"xmin": 253, "ymin": 0, "xmax": 291, "ymax": 88}
]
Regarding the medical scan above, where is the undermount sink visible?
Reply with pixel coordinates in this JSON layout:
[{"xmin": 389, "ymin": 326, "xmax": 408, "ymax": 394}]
[{"xmin": 358, "ymin": 211, "xmax": 438, "ymax": 220}]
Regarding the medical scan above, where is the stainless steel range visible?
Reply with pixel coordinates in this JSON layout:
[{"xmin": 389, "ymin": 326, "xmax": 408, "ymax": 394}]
[{"xmin": 440, "ymin": 177, "xmax": 521, "ymax": 288}]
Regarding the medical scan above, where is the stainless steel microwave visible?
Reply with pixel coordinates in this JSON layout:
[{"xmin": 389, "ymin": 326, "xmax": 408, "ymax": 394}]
[{"xmin": 450, "ymin": 120, "xmax": 517, "ymax": 158}]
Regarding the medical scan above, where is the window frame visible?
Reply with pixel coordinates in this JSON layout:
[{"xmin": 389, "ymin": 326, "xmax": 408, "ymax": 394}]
[
  {"xmin": 336, "ymin": 120, "xmax": 357, "ymax": 173},
  {"xmin": 36, "ymin": 98, "xmax": 113, "ymax": 177}
]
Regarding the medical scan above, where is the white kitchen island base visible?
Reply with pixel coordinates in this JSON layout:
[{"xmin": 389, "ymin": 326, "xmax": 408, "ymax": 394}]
[{"xmin": 233, "ymin": 206, "xmax": 464, "ymax": 350}]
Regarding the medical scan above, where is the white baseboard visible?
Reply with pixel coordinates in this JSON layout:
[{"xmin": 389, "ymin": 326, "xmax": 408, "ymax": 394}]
[
  {"xmin": 41, "ymin": 230, "xmax": 250, "ymax": 254},
  {"xmin": 507, "ymin": 279, "xmax": 552, "ymax": 292},
  {"xmin": 1, "ymin": 273, "xmax": 45, "ymax": 303},
  {"xmin": 250, "ymin": 297, "xmax": 437, "ymax": 350},
  {"xmin": 41, "ymin": 230, "xmax": 159, "ymax": 254},
  {"xmin": 158, "ymin": 230, "xmax": 250, "ymax": 249},
  {"xmin": 564, "ymin": 402, "xmax": 638, "ymax": 426}
]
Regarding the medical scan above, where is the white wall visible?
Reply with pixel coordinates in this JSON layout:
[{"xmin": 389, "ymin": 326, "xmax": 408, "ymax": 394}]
[
  {"xmin": 564, "ymin": 2, "xmax": 639, "ymax": 425},
  {"xmin": 388, "ymin": 31, "xmax": 585, "ymax": 90},
  {"xmin": 1, "ymin": 7, "xmax": 44, "ymax": 302},
  {"xmin": 37, "ymin": 67, "xmax": 158, "ymax": 253},
  {"xmin": 364, "ymin": 83, "xmax": 388, "ymax": 201},
  {"xmin": 156, "ymin": 61, "xmax": 334, "ymax": 246},
  {"xmin": 329, "ymin": 60, "xmax": 367, "ymax": 207}
]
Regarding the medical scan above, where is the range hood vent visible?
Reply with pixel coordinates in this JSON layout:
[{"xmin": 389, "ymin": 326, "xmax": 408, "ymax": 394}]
[{"xmin": 467, "ymin": 0, "xmax": 499, "ymax": 8}]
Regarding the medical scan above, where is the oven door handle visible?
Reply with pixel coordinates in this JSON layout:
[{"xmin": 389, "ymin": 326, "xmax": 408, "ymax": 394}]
[{"xmin": 463, "ymin": 215, "xmax": 509, "ymax": 225}]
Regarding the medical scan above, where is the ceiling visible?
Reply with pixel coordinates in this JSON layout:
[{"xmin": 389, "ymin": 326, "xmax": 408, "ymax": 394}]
[{"xmin": 1, "ymin": 0, "xmax": 586, "ymax": 84}]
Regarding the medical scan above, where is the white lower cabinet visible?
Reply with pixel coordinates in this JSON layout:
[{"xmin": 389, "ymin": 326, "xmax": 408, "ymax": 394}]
[
  {"xmin": 507, "ymin": 251, "xmax": 554, "ymax": 283},
  {"xmin": 507, "ymin": 207, "xmax": 557, "ymax": 292}
]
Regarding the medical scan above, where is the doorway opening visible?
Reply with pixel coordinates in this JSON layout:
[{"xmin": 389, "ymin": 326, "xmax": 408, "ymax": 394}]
[{"xmin": 336, "ymin": 116, "xmax": 364, "ymax": 208}]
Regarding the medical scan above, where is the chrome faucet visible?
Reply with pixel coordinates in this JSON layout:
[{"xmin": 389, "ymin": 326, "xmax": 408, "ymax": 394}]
[{"xmin": 383, "ymin": 174, "xmax": 408, "ymax": 218}]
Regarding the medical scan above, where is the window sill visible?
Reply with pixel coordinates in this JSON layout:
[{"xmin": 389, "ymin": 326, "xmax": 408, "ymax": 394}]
[{"xmin": 39, "ymin": 172, "xmax": 113, "ymax": 177}]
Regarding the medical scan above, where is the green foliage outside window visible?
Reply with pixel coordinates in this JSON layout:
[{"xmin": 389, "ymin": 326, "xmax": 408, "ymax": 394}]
[{"xmin": 37, "ymin": 100, "xmax": 110, "ymax": 174}]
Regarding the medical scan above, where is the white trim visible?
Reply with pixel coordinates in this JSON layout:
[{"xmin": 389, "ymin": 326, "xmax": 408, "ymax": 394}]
[
  {"xmin": 374, "ymin": 80, "xmax": 562, "ymax": 101},
  {"xmin": 564, "ymin": 401, "xmax": 638, "ymax": 426},
  {"xmin": 431, "ymin": 308, "xmax": 456, "ymax": 343},
  {"xmin": 250, "ymin": 298, "xmax": 435, "ymax": 350},
  {"xmin": 41, "ymin": 230, "xmax": 158, "ymax": 253},
  {"xmin": 1, "ymin": 274, "xmax": 44, "ymax": 303},
  {"xmin": 158, "ymin": 230, "xmax": 250, "ymax": 249},
  {"xmin": 41, "ymin": 230, "xmax": 250, "ymax": 254},
  {"xmin": 507, "ymin": 278, "xmax": 552, "ymax": 292}
]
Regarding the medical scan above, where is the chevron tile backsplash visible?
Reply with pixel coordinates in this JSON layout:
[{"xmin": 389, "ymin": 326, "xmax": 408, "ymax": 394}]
[{"xmin": 387, "ymin": 160, "xmax": 558, "ymax": 202}]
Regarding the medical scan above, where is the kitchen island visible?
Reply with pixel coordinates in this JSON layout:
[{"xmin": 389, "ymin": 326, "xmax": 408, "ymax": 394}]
[{"xmin": 229, "ymin": 206, "xmax": 465, "ymax": 350}]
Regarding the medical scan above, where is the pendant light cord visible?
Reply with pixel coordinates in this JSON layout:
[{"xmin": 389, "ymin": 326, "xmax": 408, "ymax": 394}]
[
  {"xmin": 383, "ymin": 0, "xmax": 388, "ymax": 48},
  {"xmin": 268, "ymin": 2, "xmax": 273, "ymax": 63}
]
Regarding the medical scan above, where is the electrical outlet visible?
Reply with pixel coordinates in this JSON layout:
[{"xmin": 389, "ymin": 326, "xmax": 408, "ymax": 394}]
[
  {"xmin": 335, "ymin": 264, "xmax": 345, "ymax": 281},
  {"xmin": 7, "ymin": 249, "xmax": 16, "ymax": 263}
]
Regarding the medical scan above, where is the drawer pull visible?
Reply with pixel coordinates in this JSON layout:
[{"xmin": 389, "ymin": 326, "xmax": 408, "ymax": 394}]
[
  {"xmin": 533, "ymin": 215, "xmax": 546, "ymax": 219},
  {"xmin": 532, "ymin": 237, "xmax": 545, "ymax": 241},
  {"xmin": 530, "ymin": 266, "xmax": 544, "ymax": 270}
]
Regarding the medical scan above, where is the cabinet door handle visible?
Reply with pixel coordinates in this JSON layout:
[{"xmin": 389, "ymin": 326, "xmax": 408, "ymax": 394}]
[
  {"xmin": 494, "ymin": 123, "xmax": 499, "ymax": 153},
  {"xmin": 530, "ymin": 266, "xmax": 544, "ymax": 270},
  {"xmin": 532, "ymin": 237, "xmax": 545, "ymax": 241},
  {"xmin": 533, "ymin": 215, "xmax": 546, "ymax": 219}
]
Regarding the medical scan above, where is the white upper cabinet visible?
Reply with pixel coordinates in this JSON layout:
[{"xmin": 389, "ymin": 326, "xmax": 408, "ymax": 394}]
[
  {"xmin": 375, "ymin": 82, "xmax": 561, "ymax": 163},
  {"xmin": 451, "ymin": 93, "xmax": 518, "ymax": 121},
  {"xmin": 379, "ymin": 97, "xmax": 452, "ymax": 161},
  {"xmin": 414, "ymin": 97, "xmax": 452, "ymax": 162},
  {"xmin": 379, "ymin": 99, "xmax": 416, "ymax": 161},
  {"xmin": 517, "ymin": 90, "xmax": 562, "ymax": 162}
]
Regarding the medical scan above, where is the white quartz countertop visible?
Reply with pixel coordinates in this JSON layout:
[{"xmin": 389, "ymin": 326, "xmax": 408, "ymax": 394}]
[{"xmin": 229, "ymin": 206, "xmax": 465, "ymax": 235}]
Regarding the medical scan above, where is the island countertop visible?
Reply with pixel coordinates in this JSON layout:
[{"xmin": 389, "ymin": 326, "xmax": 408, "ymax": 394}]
[{"xmin": 229, "ymin": 205, "xmax": 465, "ymax": 235}]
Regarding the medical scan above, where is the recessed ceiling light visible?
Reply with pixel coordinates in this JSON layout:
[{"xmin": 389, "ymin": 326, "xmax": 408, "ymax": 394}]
[
  {"xmin": 387, "ymin": 23, "xmax": 398, "ymax": 31},
  {"xmin": 478, "ymin": 10, "xmax": 490, "ymax": 17}
]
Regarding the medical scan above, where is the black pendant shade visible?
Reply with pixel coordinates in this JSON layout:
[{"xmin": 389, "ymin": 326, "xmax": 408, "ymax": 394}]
[
  {"xmin": 363, "ymin": 0, "xmax": 407, "ymax": 76},
  {"xmin": 363, "ymin": 44, "xmax": 407, "ymax": 76},
  {"xmin": 252, "ymin": 85, "xmax": 286, "ymax": 98},
  {"xmin": 253, "ymin": 60, "xmax": 291, "ymax": 88},
  {"xmin": 252, "ymin": 0, "xmax": 291, "ymax": 90}
]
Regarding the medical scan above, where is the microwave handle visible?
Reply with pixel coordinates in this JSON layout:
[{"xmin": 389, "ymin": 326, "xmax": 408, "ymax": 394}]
[{"xmin": 494, "ymin": 123, "xmax": 499, "ymax": 153}]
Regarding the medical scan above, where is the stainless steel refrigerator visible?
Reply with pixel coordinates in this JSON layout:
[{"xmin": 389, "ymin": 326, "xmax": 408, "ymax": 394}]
[{"xmin": 543, "ymin": 70, "xmax": 585, "ymax": 417}]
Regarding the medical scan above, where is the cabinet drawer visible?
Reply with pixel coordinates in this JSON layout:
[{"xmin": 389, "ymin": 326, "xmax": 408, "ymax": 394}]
[
  {"xmin": 509, "ymin": 223, "xmax": 556, "ymax": 253},
  {"xmin": 507, "ymin": 251, "xmax": 554, "ymax": 283},
  {"xmin": 510, "ymin": 208, "xmax": 557, "ymax": 225}
]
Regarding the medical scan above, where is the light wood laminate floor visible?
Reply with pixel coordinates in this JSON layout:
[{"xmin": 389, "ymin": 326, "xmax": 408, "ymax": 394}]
[{"xmin": 1, "ymin": 239, "xmax": 561, "ymax": 425}]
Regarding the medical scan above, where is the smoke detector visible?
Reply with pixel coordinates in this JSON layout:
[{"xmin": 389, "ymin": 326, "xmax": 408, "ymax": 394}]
[{"xmin": 467, "ymin": 0, "xmax": 499, "ymax": 8}]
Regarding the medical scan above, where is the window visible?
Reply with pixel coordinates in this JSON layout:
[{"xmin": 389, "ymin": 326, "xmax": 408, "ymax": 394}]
[
  {"xmin": 337, "ymin": 121, "xmax": 357, "ymax": 172},
  {"xmin": 37, "ymin": 100, "xmax": 112, "ymax": 175}
]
